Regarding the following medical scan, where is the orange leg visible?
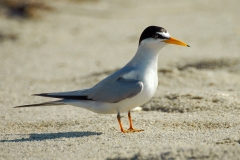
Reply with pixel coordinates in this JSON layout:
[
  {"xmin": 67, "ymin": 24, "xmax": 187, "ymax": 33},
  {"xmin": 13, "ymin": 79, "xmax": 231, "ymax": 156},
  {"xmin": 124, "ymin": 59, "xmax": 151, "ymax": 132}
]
[
  {"xmin": 117, "ymin": 112, "xmax": 126, "ymax": 133},
  {"xmin": 127, "ymin": 111, "xmax": 144, "ymax": 132},
  {"xmin": 117, "ymin": 111, "xmax": 144, "ymax": 133}
]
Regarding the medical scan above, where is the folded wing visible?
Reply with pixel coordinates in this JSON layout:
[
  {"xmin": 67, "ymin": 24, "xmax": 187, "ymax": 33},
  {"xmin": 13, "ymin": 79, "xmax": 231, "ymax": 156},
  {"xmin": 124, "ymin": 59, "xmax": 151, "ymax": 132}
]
[
  {"xmin": 88, "ymin": 77, "xmax": 143, "ymax": 103},
  {"xmin": 32, "ymin": 67, "xmax": 143, "ymax": 103}
]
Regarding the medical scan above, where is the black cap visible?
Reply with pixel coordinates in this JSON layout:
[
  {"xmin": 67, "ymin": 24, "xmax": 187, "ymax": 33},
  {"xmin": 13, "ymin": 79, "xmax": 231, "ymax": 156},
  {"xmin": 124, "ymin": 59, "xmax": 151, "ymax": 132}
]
[{"xmin": 139, "ymin": 26, "xmax": 167, "ymax": 45}]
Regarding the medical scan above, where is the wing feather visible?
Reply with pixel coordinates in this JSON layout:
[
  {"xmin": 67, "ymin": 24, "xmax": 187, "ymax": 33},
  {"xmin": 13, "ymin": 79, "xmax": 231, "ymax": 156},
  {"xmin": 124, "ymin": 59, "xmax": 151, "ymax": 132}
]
[
  {"xmin": 87, "ymin": 67, "xmax": 143, "ymax": 103},
  {"xmin": 29, "ymin": 67, "xmax": 143, "ymax": 103}
]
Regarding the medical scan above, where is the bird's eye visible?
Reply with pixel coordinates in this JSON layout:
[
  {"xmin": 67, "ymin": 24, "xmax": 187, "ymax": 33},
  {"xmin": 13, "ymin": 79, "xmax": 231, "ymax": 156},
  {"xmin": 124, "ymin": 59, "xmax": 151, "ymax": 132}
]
[{"xmin": 153, "ymin": 34, "xmax": 158, "ymax": 38}]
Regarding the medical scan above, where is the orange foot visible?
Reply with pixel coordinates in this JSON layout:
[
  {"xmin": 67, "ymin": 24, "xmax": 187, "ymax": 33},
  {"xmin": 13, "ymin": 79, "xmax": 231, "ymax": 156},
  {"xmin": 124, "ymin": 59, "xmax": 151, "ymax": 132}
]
[
  {"xmin": 127, "ymin": 128, "xmax": 144, "ymax": 132},
  {"xmin": 117, "ymin": 111, "xmax": 144, "ymax": 133},
  {"xmin": 121, "ymin": 128, "xmax": 144, "ymax": 133}
]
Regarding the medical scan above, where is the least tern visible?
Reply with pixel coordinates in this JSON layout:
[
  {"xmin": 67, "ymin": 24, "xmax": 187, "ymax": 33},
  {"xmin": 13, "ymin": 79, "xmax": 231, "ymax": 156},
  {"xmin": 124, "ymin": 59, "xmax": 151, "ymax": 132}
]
[{"xmin": 14, "ymin": 26, "xmax": 189, "ymax": 133}]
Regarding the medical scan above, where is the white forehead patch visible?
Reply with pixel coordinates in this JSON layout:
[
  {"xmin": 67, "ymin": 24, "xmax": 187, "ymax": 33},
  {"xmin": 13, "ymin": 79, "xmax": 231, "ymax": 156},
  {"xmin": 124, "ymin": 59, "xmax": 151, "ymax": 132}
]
[{"xmin": 156, "ymin": 31, "xmax": 171, "ymax": 39}]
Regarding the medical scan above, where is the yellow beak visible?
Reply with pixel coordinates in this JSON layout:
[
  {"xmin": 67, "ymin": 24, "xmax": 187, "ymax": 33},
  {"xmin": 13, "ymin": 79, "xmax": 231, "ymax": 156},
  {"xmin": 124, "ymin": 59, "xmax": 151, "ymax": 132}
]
[{"xmin": 164, "ymin": 37, "xmax": 190, "ymax": 47}]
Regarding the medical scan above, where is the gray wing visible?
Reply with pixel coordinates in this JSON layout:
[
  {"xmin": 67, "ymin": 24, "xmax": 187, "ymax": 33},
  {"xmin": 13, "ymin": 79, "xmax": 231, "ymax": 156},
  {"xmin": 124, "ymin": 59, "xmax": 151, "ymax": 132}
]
[
  {"xmin": 87, "ymin": 67, "xmax": 143, "ymax": 103},
  {"xmin": 31, "ymin": 67, "xmax": 143, "ymax": 103}
]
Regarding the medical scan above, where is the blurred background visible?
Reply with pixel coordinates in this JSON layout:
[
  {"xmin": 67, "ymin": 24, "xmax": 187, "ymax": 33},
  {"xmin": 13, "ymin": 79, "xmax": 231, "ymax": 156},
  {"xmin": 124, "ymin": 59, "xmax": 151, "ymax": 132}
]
[
  {"xmin": 0, "ymin": 0, "xmax": 240, "ymax": 114},
  {"xmin": 1, "ymin": 0, "xmax": 240, "ymax": 105},
  {"xmin": 1, "ymin": 1, "xmax": 240, "ymax": 159}
]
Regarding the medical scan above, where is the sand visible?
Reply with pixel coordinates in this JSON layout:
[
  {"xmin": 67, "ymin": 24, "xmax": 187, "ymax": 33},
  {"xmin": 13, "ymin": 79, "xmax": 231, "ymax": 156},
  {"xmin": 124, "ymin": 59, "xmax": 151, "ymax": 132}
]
[{"xmin": 0, "ymin": 0, "xmax": 240, "ymax": 159}]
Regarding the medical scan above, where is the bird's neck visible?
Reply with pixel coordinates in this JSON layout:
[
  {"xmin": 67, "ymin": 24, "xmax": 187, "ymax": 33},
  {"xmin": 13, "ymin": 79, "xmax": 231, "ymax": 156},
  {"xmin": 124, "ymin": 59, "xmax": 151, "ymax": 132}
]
[{"xmin": 127, "ymin": 44, "xmax": 164, "ymax": 70}]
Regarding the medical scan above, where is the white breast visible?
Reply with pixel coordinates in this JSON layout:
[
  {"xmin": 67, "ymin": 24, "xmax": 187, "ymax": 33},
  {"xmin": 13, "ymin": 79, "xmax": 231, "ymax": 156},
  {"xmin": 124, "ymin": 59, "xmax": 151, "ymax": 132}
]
[{"xmin": 116, "ymin": 68, "xmax": 158, "ymax": 113}]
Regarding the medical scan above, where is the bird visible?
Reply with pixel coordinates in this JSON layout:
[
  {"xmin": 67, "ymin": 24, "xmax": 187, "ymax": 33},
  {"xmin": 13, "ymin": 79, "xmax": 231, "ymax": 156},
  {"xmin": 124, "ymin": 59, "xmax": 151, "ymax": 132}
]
[{"xmin": 14, "ymin": 26, "xmax": 189, "ymax": 133}]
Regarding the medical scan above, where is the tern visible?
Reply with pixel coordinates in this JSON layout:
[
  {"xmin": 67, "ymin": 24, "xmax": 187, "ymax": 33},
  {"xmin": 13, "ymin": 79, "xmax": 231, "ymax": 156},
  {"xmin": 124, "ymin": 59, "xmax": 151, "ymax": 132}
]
[{"xmin": 14, "ymin": 26, "xmax": 189, "ymax": 133}]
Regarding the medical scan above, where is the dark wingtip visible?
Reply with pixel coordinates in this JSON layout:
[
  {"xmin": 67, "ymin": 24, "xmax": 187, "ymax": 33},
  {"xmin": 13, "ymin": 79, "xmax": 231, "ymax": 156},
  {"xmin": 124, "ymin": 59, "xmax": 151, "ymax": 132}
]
[
  {"xmin": 32, "ymin": 93, "xmax": 48, "ymax": 97},
  {"xmin": 13, "ymin": 103, "xmax": 40, "ymax": 108},
  {"xmin": 187, "ymin": 45, "xmax": 190, "ymax": 47},
  {"xmin": 13, "ymin": 105, "xmax": 32, "ymax": 108}
]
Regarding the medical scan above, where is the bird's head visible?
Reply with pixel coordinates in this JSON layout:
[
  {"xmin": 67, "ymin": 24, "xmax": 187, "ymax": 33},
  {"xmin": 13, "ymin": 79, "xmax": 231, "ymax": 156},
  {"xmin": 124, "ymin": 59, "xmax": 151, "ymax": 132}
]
[{"xmin": 139, "ymin": 26, "xmax": 189, "ymax": 50}]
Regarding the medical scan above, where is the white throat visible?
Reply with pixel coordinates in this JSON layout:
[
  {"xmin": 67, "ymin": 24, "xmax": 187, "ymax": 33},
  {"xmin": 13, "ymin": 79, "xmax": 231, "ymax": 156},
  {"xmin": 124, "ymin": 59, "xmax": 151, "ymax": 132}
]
[{"xmin": 127, "ymin": 40, "xmax": 166, "ymax": 69}]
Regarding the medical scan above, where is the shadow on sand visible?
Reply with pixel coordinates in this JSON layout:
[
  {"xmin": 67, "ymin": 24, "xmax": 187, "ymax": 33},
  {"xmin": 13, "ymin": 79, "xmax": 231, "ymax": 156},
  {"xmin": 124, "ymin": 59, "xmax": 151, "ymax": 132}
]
[{"xmin": 0, "ymin": 131, "xmax": 102, "ymax": 142}]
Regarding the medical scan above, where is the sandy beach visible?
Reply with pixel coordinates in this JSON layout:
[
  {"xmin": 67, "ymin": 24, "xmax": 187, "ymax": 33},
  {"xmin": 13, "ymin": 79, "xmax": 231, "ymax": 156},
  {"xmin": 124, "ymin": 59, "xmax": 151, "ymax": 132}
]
[{"xmin": 1, "ymin": 0, "xmax": 240, "ymax": 159}]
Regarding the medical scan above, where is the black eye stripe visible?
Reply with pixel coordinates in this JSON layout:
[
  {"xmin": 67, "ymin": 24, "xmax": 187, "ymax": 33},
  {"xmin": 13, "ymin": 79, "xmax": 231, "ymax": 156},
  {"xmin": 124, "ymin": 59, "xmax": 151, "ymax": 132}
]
[
  {"xmin": 152, "ymin": 34, "xmax": 158, "ymax": 38},
  {"xmin": 153, "ymin": 33, "xmax": 168, "ymax": 39},
  {"xmin": 152, "ymin": 33, "xmax": 168, "ymax": 39},
  {"xmin": 157, "ymin": 34, "xmax": 165, "ymax": 39}
]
